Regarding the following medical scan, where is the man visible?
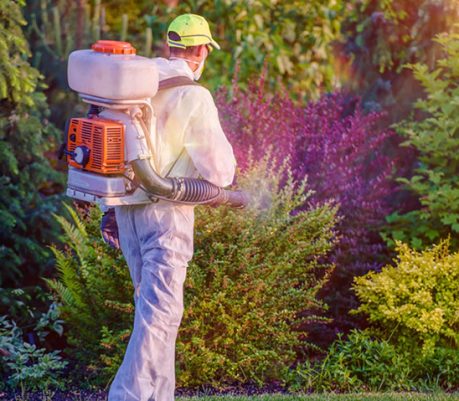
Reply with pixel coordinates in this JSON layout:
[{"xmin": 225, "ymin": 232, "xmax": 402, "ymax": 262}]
[{"xmin": 107, "ymin": 14, "xmax": 236, "ymax": 401}]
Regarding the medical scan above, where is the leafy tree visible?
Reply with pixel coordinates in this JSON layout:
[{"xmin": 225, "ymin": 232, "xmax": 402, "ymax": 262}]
[
  {"xmin": 167, "ymin": 0, "xmax": 346, "ymax": 97},
  {"xmin": 0, "ymin": 0, "xmax": 64, "ymax": 287},
  {"xmin": 382, "ymin": 32, "xmax": 459, "ymax": 250},
  {"xmin": 26, "ymin": 0, "xmax": 347, "ymax": 110},
  {"xmin": 337, "ymin": 0, "xmax": 459, "ymax": 123},
  {"xmin": 103, "ymin": 0, "xmax": 347, "ymax": 96}
]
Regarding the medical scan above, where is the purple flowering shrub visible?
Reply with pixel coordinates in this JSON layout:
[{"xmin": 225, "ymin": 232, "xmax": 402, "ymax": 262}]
[
  {"xmin": 216, "ymin": 78, "xmax": 298, "ymax": 171},
  {"xmin": 294, "ymin": 94, "xmax": 397, "ymax": 343},
  {"xmin": 216, "ymin": 81, "xmax": 399, "ymax": 345}
]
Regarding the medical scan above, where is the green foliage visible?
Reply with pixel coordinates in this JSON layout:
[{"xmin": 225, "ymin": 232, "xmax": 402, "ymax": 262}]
[
  {"xmin": 288, "ymin": 330, "xmax": 459, "ymax": 392},
  {"xmin": 0, "ymin": 0, "xmax": 64, "ymax": 286},
  {"xmin": 28, "ymin": 0, "xmax": 107, "ymax": 61},
  {"xmin": 34, "ymin": 302, "xmax": 64, "ymax": 341},
  {"xmin": 0, "ymin": 306, "xmax": 67, "ymax": 396},
  {"xmin": 288, "ymin": 330, "xmax": 413, "ymax": 392},
  {"xmin": 50, "ymin": 159, "xmax": 337, "ymax": 386},
  {"xmin": 99, "ymin": 325, "xmax": 131, "ymax": 377},
  {"xmin": 413, "ymin": 346, "xmax": 459, "ymax": 391},
  {"xmin": 353, "ymin": 239, "xmax": 459, "ymax": 355},
  {"xmin": 27, "ymin": 0, "xmax": 347, "ymax": 104},
  {"xmin": 339, "ymin": 0, "xmax": 459, "ymax": 122},
  {"xmin": 93, "ymin": 0, "xmax": 347, "ymax": 96},
  {"xmin": 382, "ymin": 32, "xmax": 459, "ymax": 249},
  {"xmin": 176, "ymin": 160, "xmax": 337, "ymax": 387},
  {"xmin": 0, "ymin": 0, "xmax": 39, "ymax": 105},
  {"xmin": 26, "ymin": 0, "xmax": 111, "ymax": 127},
  {"xmin": 5, "ymin": 344, "xmax": 67, "ymax": 396},
  {"xmin": 47, "ymin": 204, "xmax": 132, "ymax": 380},
  {"xmin": 0, "ymin": 287, "xmax": 40, "ymax": 324},
  {"xmin": 167, "ymin": 0, "xmax": 345, "ymax": 96}
]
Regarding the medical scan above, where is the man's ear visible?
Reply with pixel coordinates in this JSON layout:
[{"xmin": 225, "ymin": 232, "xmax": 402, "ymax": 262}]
[{"xmin": 198, "ymin": 44, "xmax": 208, "ymax": 59}]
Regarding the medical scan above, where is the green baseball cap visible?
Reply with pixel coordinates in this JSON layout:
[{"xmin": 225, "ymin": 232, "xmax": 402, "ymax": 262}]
[{"xmin": 167, "ymin": 14, "xmax": 220, "ymax": 51}]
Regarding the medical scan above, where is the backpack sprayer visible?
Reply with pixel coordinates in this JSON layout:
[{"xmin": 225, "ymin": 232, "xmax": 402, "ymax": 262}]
[{"xmin": 63, "ymin": 40, "xmax": 248, "ymax": 209}]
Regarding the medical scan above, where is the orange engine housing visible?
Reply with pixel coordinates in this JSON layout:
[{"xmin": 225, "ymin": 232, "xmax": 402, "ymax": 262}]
[{"xmin": 67, "ymin": 117, "xmax": 125, "ymax": 174}]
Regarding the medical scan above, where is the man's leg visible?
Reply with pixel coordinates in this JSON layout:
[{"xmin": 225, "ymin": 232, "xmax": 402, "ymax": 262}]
[{"xmin": 108, "ymin": 203, "xmax": 194, "ymax": 401}]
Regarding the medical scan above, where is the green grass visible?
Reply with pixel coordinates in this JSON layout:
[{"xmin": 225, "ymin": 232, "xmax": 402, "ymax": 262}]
[{"xmin": 179, "ymin": 394, "xmax": 459, "ymax": 401}]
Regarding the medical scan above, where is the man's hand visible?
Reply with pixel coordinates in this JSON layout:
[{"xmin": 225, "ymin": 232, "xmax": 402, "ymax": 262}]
[{"xmin": 100, "ymin": 208, "xmax": 120, "ymax": 250}]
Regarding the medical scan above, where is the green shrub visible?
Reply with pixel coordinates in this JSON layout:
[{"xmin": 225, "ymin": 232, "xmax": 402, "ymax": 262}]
[
  {"xmin": 175, "ymin": 160, "xmax": 337, "ymax": 387},
  {"xmin": 288, "ymin": 330, "xmax": 413, "ymax": 392},
  {"xmin": 382, "ymin": 31, "xmax": 459, "ymax": 249},
  {"xmin": 413, "ymin": 346, "xmax": 459, "ymax": 390},
  {"xmin": 288, "ymin": 330, "xmax": 459, "ymax": 392},
  {"xmin": 49, "ymin": 159, "xmax": 337, "ymax": 387},
  {"xmin": 0, "ymin": 307, "xmax": 67, "ymax": 397},
  {"xmin": 47, "ymin": 204, "xmax": 132, "ymax": 382},
  {"xmin": 293, "ymin": 238, "xmax": 459, "ymax": 393},
  {"xmin": 0, "ymin": 0, "xmax": 64, "ymax": 287},
  {"xmin": 353, "ymin": 239, "xmax": 459, "ymax": 355}
]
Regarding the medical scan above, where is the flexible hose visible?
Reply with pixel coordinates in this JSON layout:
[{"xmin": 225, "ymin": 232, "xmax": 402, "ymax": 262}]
[
  {"xmin": 132, "ymin": 159, "xmax": 248, "ymax": 208},
  {"xmin": 172, "ymin": 177, "xmax": 221, "ymax": 202}
]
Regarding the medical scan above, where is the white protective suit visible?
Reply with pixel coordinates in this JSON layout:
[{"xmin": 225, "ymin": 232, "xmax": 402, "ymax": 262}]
[{"xmin": 108, "ymin": 58, "xmax": 236, "ymax": 401}]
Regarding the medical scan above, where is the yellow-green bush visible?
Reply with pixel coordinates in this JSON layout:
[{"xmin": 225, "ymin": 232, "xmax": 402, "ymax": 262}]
[
  {"xmin": 49, "ymin": 159, "xmax": 337, "ymax": 387},
  {"xmin": 353, "ymin": 239, "xmax": 459, "ymax": 355}
]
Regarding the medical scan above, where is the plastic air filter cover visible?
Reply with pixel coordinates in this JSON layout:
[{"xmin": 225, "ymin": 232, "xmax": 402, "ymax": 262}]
[{"xmin": 68, "ymin": 40, "xmax": 159, "ymax": 100}]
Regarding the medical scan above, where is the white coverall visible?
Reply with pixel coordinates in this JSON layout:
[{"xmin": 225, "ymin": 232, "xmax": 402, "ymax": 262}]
[{"xmin": 108, "ymin": 58, "xmax": 236, "ymax": 401}]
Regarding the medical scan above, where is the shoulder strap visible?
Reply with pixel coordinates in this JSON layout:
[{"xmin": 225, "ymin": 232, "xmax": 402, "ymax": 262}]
[{"xmin": 158, "ymin": 76, "xmax": 200, "ymax": 91}]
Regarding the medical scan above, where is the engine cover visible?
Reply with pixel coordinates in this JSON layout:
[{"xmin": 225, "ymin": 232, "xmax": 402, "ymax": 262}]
[{"xmin": 67, "ymin": 117, "xmax": 125, "ymax": 174}]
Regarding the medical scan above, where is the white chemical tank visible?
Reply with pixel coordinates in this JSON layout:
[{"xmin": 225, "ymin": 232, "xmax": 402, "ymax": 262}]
[{"xmin": 68, "ymin": 40, "xmax": 159, "ymax": 100}]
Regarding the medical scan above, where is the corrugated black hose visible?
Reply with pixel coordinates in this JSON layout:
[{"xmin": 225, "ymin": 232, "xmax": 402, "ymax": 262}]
[{"xmin": 131, "ymin": 159, "xmax": 248, "ymax": 208}]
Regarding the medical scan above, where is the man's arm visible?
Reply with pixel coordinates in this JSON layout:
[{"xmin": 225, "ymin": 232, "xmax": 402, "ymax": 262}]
[{"xmin": 182, "ymin": 87, "xmax": 236, "ymax": 187}]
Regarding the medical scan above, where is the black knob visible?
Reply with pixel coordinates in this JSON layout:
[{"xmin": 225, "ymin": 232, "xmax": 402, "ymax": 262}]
[{"xmin": 73, "ymin": 146, "xmax": 90, "ymax": 166}]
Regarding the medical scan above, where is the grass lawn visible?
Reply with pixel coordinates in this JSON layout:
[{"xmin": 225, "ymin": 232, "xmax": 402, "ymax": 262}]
[
  {"xmin": 3, "ymin": 392, "xmax": 459, "ymax": 400},
  {"xmin": 180, "ymin": 394, "xmax": 459, "ymax": 401}
]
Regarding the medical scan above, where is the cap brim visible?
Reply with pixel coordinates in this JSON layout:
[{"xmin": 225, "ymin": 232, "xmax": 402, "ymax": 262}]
[{"xmin": 209, "ymin": 39, "xmax": 220, "ymax": 50}]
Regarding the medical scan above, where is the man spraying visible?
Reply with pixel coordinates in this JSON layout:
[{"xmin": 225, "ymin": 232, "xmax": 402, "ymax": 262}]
[{"xmin": 107, "ymin": 14, "xmax": 237, "ymax": 401}]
